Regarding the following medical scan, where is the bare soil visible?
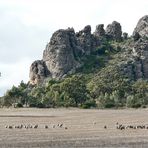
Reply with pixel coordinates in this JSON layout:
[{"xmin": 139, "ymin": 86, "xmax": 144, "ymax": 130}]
[{"xmin": 1, "ymin": 108, "xmax": 148, "ymax": 147}]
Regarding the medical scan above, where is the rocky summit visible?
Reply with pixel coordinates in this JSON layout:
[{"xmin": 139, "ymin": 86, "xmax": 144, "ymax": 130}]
[
  {"xmin": 133, "ymin": 15, "xmax": 148, "ymax": 39},
  {"xmin": 29, "ymin": 15, "xmax": 148, "ymax": 85},
  {"xmin": 106, "ymin": 21, "xmax": 122, "ymax": 41}
]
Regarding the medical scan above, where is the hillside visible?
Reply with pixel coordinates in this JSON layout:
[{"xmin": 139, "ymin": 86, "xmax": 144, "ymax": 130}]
[{"xmin": 1, "ymin": 15, "xmax": 148, "ymax": 108}]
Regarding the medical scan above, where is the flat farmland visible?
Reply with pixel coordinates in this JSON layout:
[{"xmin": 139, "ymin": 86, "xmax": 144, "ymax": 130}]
[{"xmin": 1, "ymin": 108, "xmax": 148, "ymax": 147}]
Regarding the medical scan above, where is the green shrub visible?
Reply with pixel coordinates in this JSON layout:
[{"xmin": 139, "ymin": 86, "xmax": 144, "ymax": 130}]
[
  {"xmin": 126, "ymin": 95, "xmax": 142, "ymax": 108},
  {"xmin": 36, "ymin": 103, "xmax": 45, "ymax": 108},
  {"xmin": 142, "ymin": 105, "xmax": 146, "ymax": 108},
  {"xmin": 29, "ymin": 103, "xmax": 36, "ymax": 107},
  {"xmin": 131, "ymin": 103, "xmax": 141, "ymax": 108},
  {"xmin": 16, "ymin": 103, "xmax": 23, "ymax": 108},
  {"xmin": 104, "ymin": 102, "xmax": 115, "ymax": 108},
  {"xmin": 81, "ymin": 100, "xmax": 96, "ymax": 109}
]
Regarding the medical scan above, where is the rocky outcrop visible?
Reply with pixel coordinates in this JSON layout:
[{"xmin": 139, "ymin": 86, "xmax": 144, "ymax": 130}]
[
  {"xmin": 119, "ymin": 39, "xmax": 148, "ymax": 80},
  {"xmin": 29, "ymin": 60, "xmax": 50, "ymax": 85},
  {"xmin": 133, "ymin": 15, "xmax": 148, "ymax": 39},
  {"xmin": 29, "ymin": 25, "xmax": 102, "ymax": 84},
  {"xmin": 132, "ymin": 39, "xmax": 148, "ymax": 79},
  {"xmin": 76, "ymin": 25, "xmax": 97, "ymax": 55},
  {"xmin": 106, "ymin": 21, "xmax": 122, "ymax": 41},
  {"xmin": 94, "ymin": 24, "xmax": 105, "ymax": 38},
  {"xmin": 43, "ymin": 28, "xmax": 81, "ymax": 79},
  {"xmin": 29, "ymin": 15, "xmax": 148, "ymax": 85},
  {"xmin": 124, "ymin": 15, "xmax": 148, "ymax": 79}
]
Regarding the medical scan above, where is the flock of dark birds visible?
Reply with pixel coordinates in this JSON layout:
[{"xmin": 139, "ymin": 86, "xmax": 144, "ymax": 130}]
[{"xmin": 5, "ymin": 123, "xmax": 68, "ymax": 130}]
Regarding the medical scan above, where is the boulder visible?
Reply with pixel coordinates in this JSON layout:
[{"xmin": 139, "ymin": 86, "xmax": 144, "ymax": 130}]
[
  {"xmin": 94, "ymin": 24, "xmax": 105, "ymax": 38},
  {"xmin": 29, "ymin": 60, "xmax": 50, "ymax": 85},
  {"xmin": 106, "ymin": 21, "xmax": 122, "ymax": 41}
]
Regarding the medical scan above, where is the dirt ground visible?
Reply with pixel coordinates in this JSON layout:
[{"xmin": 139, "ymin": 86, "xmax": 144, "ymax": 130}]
[{"xmin": 1, "ymin": 108, "xmax": 148, "ymax": 147}]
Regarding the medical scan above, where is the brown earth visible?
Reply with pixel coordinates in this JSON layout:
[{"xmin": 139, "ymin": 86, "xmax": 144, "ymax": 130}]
[{"xmin": 1, "ymin": 108, "xmax": 148, "ymax": 147}]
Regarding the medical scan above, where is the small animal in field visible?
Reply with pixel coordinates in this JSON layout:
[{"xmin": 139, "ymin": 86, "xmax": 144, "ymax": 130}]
[
  {"xmin": 59, "ymin": 123, "xmax": 63, "ymax": 128},
  {"xmin": 65, "ymin": 127, "xmax": 68, "ymax": 130},
  {"xmin": 8, "ymin": 125, "xmax": 13, "ymax": 129},
  {"xmin": 34, "ymin": 124, "xmax": 38, "ymax": 129},
  {"xmin": 104, "ymin": 125, "xmax": 107, "ymax": 129},
  {"xmin": 45, "ymin": 125, "xmax": 48, "ymax": 129}
]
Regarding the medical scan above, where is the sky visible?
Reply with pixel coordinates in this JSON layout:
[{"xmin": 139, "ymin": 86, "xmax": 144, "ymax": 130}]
[{"xmin": 0, "ymin": 0, "xmax": 148, "ymax": 96}]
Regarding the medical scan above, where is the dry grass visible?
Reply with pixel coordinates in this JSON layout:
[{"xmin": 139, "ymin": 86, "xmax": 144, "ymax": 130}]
[{"xmin": 1, "ymin": 108, "xmax": 148, "ymax": 147}]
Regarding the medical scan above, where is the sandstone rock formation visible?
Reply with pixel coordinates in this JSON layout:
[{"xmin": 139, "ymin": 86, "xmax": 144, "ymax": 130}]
[
  {"xmin": 133, "ymin": 15, "xmax": 148, "ymax": 39},
  {"xmin": 106, "ymin": 21, "xmax": 122, "ymax": 41}
]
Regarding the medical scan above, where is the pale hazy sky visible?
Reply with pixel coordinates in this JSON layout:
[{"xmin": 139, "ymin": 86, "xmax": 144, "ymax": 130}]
[{"xmin": 0, "ymin": 0, "xmax": 148, "ymax": 96}]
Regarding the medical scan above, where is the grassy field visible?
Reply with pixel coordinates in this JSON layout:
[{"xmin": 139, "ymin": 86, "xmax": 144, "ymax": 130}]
[{"xmin": 1, "ymin": 108, "xmax": 148, "ymax": 147}]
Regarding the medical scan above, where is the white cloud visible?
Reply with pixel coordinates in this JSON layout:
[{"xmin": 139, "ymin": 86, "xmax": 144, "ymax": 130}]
[
  {"xmin": 0, "ymin": 58, "xmax": 32, "ymax": 96},
  {"xmin": 0, "ymin": 0, "xmax": 148, "ymax": 96},
  {"xmin": 1, "ymin": 0, "xmax": 148, "ymax": 33}
]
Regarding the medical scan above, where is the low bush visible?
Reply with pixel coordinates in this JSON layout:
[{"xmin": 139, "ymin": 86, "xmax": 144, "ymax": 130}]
[{"xmin": 81, "ymin": 100, "xmax": 96, "ymax": 109}]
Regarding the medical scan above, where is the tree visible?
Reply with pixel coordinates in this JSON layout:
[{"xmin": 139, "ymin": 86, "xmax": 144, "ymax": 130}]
[
  {"xmin": 132, "ymin": 79, "xmax": 148, "ymax": 105},
  {"xmin": 28, "ymin": 86, "xmax": 45, "ymax": 107},
  {"xmin": 97, "ymin": 93, "xmax": 114, "ymax": 108},
  {"xmin": 60, "ymin": 75, "xmax": 88, "ymax": 106}
]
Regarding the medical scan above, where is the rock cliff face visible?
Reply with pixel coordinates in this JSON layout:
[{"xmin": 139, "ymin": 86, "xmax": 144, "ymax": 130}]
[
  {"xmin": 30, "ymin": 25, "xmax": 105, "ymax": 85},
  {"xmin": 113, "ymin": 15, "xmax": 148, "ymax": 80},
  {"xmin": 43, "ymin": 28, "xmax": 80, "ymax": 80},
  {"xmin": 120, "ymin": 15, "xmax": 148, "ymax": 80},
  {"xmin": 133, "ymin": 15, "xmax": 148, "ymax": 39},
  {"xmin": 122, "ymin": 39, "xmax": 148, "ymax": 80},
  {"xmin": 29, "ymin": 15, "xmax": 148, "ymax": 85}
]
